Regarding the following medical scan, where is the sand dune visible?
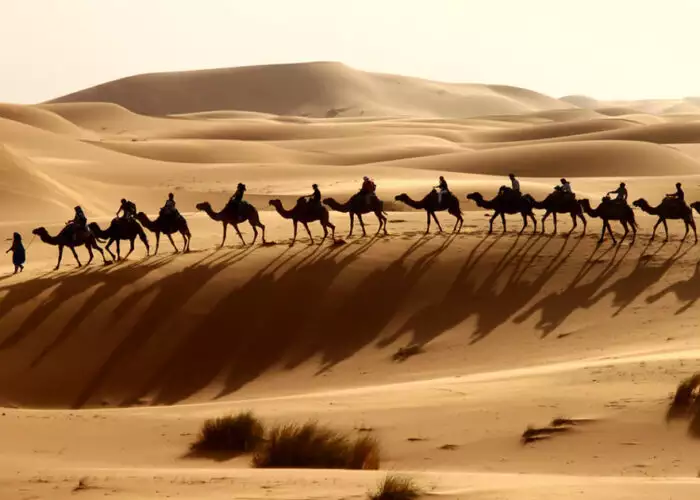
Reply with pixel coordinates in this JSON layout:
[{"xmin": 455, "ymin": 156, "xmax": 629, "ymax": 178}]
[
  {"xmin": 46, "ymin": 61, "xmax": 574, "ymax": 118},
  {"xmin": 5, "ymin": 66, "xmax": 700, "ymax": 498}
]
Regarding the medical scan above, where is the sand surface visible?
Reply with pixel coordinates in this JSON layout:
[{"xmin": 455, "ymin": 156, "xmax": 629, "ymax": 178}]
[{"xmin": 2, "ymin": 62, "xmax": 700, "ymax": 498}]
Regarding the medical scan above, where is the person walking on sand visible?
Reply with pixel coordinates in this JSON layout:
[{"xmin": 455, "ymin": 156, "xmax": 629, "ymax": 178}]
[{"xmin": 6, "ymin": 232, "xmax": 25, "ymax": 274}]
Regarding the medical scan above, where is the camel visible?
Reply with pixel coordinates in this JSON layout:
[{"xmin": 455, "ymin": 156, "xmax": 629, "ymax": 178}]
[
  {"xmin": 465, "ymin": 191, "xmax": 537, "ymax": 234},
  {"xmin": 578, "ymin": 198, "xmax": 637, "ymax": 245},
  {"xmin": 323, "ymin": 192, "xmax": 388, "ymax": 237},
  {"xmin": 88, "ymin": 218, "xmax": 150, "ymax": 260},
  {"xmin": 32, "ymin": 225, "xmax": 109, "ymax": 271},
  {"xmin": 268, "ymin": 198, "xmax": 335, "ymax": 245},
  {"xmin": 195, "ymin": 201, "xmax": 266, "ymax": 247},
  {"xmin": 395, "ymin": 190, "xmax": 463, "ymax": 234},
  {"xmin": 531, "ymin": 192, "xmax": 587, "ymax": 236},
  {"xmin": 633, "ymin": 197, "xmax": 697, "ymax": 243},
  {"xmin": 135, "ymin": 211, "xmax": 191, "ymax": 254}
]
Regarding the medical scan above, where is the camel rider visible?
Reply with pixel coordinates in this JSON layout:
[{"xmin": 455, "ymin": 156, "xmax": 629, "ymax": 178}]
[
  {"xmin": 67, "ymin": 206, "xmax": 88, "ymax": 240},
  {"xmin": 666, "ymin": 182, "xmax": 685, "ymax": 202},
  {"xmin": 361, "ymin": 176, "xmax": 376, "ymax": 206},
  {"xmin": 116, "ymin": 198, "xmax": 137, "ymax": 220},
  {"xmin": 435, "ymin": 176, "xmax": 449, "ymax": 204},
  {"xmin": 498, "ymin": 173, "xmax": 521, "ymax": 199},
  {"xmin": 161, "ymin": 192, "xmax": 181, "ymax": 219},
  {"xmin": 229, "ymin": 183, "xmax": 246, "ymax": 210},
  {"xmin": 557, "ymin": 178, "xmax": 573, "ymax": 196},
  {"xmin": 606, "ymin": 183, "xmax": 627, "ymax": 204},
  {"xmin": 309, "ymin": 183, "xmax": 321, "ymax": 206}
]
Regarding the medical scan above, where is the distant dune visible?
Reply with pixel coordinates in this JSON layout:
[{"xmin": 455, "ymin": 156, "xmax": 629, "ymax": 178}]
[{"xmin": 45, "ymin": 61, "xmax": 575, "ymax": 118}]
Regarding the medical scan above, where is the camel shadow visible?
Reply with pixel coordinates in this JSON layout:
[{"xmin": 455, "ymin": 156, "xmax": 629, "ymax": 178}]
[
  {"xmin": 645, "ymin": 258, "xmax": 700, "ymax": 315},
  {"xmin": 514, "ymin": 243, "xmax": 633, "ymax": 337}
]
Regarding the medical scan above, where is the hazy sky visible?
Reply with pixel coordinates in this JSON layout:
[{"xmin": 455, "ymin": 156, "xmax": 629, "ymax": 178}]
[{"xmin": 4, "ymin": 0, "xmax": 700, "ymax": 104}]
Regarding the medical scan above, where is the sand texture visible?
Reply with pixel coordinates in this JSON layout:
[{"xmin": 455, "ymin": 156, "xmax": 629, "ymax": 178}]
[{"xmin": 2, "ymin": 62, "xmax": 700, "ymax": 498}]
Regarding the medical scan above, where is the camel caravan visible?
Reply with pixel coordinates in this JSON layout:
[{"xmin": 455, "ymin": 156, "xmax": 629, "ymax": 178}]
[{"xmin": 23, "ymin": 174, "xmax": 699, "ymax": 271}]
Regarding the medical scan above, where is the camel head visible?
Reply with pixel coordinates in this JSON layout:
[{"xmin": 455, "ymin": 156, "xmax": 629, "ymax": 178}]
[
  {"xmin": 322, "ymin": 197, "xmax": 334, "ymax": 206},
  {"xmin": 632, "ymin": 198, "xmax": 647, "ymax": 209},
  {"xmin": 466, "ymin": 192, "xmax": 483, "ymax": 203},
  {"xmin": 195, "ymin": 202, "xmax": 212, "ymax": 212},
  {"xmin": 268, "ymin": 199, "xmax": 282, "ymax": 209},
  {"xmin": 31, "ymin": 227, "xmax": 48, "ymax": 237},
  {"xmin": 578, "ymin": 198, "xmax": 591, "ymax": 209},
  {"xmin": 394, "ymin": 193, "xmax": 409, "ymax": 202},
  {"xmin": 691, "ymin": 201, "xmax": 700, "ymax": 214}
]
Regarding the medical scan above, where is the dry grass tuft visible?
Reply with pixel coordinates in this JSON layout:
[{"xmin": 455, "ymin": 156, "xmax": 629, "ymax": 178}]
[
  {"xmin": 189, "ymin": 411, "xmax": 265, "ymax": 458},
  {"xmin": 392, "ymin": 344, "xmax": 423, "ymax": 362},
  {"xmin": 252, "ymin": 421, "xmax": 380, "ymax": 469},
  {"xmin": 368, "ymin": 474, "xmax": 423, "ymax": 500},
  {"xmin": 667, "ymin": 374, "xmax": 700, "ymax": 423}
]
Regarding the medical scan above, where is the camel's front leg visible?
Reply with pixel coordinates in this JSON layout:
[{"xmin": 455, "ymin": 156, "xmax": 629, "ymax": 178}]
[
  {"xmin": 357, "ymin": 213, "xmax": 367, "ymax": 237},
  {"xmin": 691, "ymin": 220, "xmax": 698, "ymax": 244},
  {"xmin": 105, "ymin": 239, "xmax": 117, "ymax": 261},
  {"xmin": 55, "ymin": 245, "xmax": 64, "ymax": 271},
  {"xmin": 529, "ymin": 213, "xmax": 537, "ymax": 234},
  {"xmin": 70, "ymin": 246, "xmax": 84, "ymax": 267},
  {"xmin": 541, "ymin": 212, "xmax": 550, "ymax": 234},
  {"xmin": 302, "ymin": 222, "xmax": 314, "ymax": 244},
  {"xmin": 598, "ymin": 220, "xmax": 606, "ymax": 244},
  {"xmin": 124, "ymin": 237, "xmax": 135, "ymax": 259},
  {"xmin": 232, "ymin": 223, "xmax": 245, "ymax": 246},
  {"xmin": 432, "ymin": 212, "xmax": 444, "ymax": 233},
  {"xmin": 651, "ymin": 218, "xmax": 662, "ymax": 242},
  {"xmin": 348, "ymin": 213, "xmax": 355, "ymax": 238},
  {"xmin": 182, "ymin": 231, "xmax": 191, "ymax": 253},
  {"xmin": 248, "ymin": 221, "xmax": 259, "ymax": 245},
  {"xmin": 425, "ymin": 211, "xmax": 431, "ymax": 234},
  {"xmin": 221, "ymin": 222, "xmax": 228, "ymax": 248},
  {"xmin": 154, "ymin": 233, "xmax": 161, "ymax": 254},
  {"xmin": 291, "ymin": 219, "xmax": 299, "ymax": 246},
  {"xmin": 663, "ymin": 219, "xmax": 671, "ymax": 242},
  {"xmin": 605, "ymin": 220, "xmax": 616, "ymax": 245},
  {"xmin": 499, "ymin": 213, "xmax": 506, "ymax": 233},
  {"xmin": 488, "ymin": 212, "xmax": 498, "ymax": 234},
  {"xmin": 567, "ymin": 213, "xmax": 578, "ymax": 237},
  {"xmin": 115, "ymin": 239, "xmax": 121, "ymax": 260},
  {"xmin": 620, "ymin": 220, "xmax": 629, "ymax": 243},
  {"xmin": 553, "ymin": 212, "xmax": 559, "ymax": 234},
  {"xmin": 166, "ymin": 233, "xmax": 179, "ymax": 253}
]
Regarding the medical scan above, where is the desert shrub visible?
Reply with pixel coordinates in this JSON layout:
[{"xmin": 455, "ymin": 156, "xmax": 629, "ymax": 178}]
[
  {"xmin": 252, "ymin": 420, "xmax": 380, "ymax": 469},
  {"xmin": 667, "ymin": 374, "xmax": 700, "ymax": 422},
  {"xmin": 190, "ymin": 411, "xmax": 265, "ymax": 456},
  {"xmin": 368, "ymin": 474, "xmax": 423, "ymax": 500}
]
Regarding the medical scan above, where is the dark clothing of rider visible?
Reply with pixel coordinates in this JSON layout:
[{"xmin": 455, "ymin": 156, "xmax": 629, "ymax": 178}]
[
  {"xmin": 311, "ymin": 185, "xmax": 321, "ymax": 204},
  {"xmin": 438, "ymin": 178, "xmax": 448, "ymax": 192},
  {"xmin": 667, "ymin": 185, "xmax": 684, "ymax": 202},
  {"xmin": 607, "ymin": 185, "xmax": 627, "ymax": 202},
  {"xmin": 117, "ymin": 200, "xmax": 136, "ymax": 219}
]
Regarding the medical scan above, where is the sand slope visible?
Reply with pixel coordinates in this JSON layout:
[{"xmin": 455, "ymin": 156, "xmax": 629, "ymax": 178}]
[
  {"xmin": 4, "ymin": 67, "xmax": 700, "ymax": 498},
  {"xmin": 46, "ymin": 61, "xmax": 574, "ymax": 118}
]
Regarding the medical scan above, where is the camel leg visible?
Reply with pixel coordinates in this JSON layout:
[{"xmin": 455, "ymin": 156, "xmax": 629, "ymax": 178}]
[
  {"xmin": 139, "ymin": 231, "xmax": 150, "ymax": 256},
  {"xmin": 452, "ymin": 214, "xmax": 462, "ymax": 233},
  {"xmin": 115, "ymin": 240, "xmax": 121, "ymax": 260},
  {"xmin": 500, "ymin": 212, "xmax": 506, "ymax": 233},
  {"xmin": 291, "ymin": 220, "xmax": 298, "ymax": 246},
  {"xmin": 566, "ymin": 213, "xmax": 577, "ymax": 237},
  {"xmin": 232, "ymin": 223, "xmax": 246, "ymax": 246},
  {"xmin": 92, "ymin": 240, "xmax": 108, "ymax": 264},
  {"xmin": 166, "ymin": 233, "xmax": 179, "ymax": 253},
  {"xmin": 530, "ymin": 213, "xmax": 538, "ymax": 234},
  {"xmin": 154, "ymin": 233, "xmax": 161, "ymax": 255},
  {"xmin": 681, "ymin": 220, "xmax": 689, "ymax": 243},
  {"xmin": 541, "ymin": 212, "xmax": 549, "ymax": 234},
  {"xmin": 692, "ymin": 219, "xmax": 698, "ymax": 244},
  {"xmin": 381, "ymin": 213, "xmax": 388, "ymax": 235},
  {"xmin": 220, "ymin": 222, "xmax": 228, "ymax": 248},
  {"xmin": 651, "ymin": 219, "xmax": 662, "ymax": 242},
  {"xmin": 70, "ymin": 246, "xmax": 83, "ymax": 267},
  {"xmin": 519, "ymin": 213, "xmax": 527, "ymax": 234},
  {"xmin": 488, "ymin": 212, "xmax": 498, "ymax": 234},
  {"xmin": 302, "ymin": 222, "xmax": 314, "ymax": 244},
  {"xmin": 663, "ymin": 219, "xmax": 670, "ymax": 243},
  {"xmin": 258, "ymin": 222, "xmax": 267, "ymax": 244},
  {"xmin": 579, "ymin": 213, "xmax": 587, "ymax": 237},
  {"xmin": 105, "ymin": 239, "xmax": 117, "ymax": 261},
  {"xmin": 553, "ymin": 213, "xmax": 559, "ymax": 234},
  {"xmin": 605, "ymin": 220, "xmax": 616, "ymax": 245},
  {"xmin": 183, "ymin": 231, "xmax": 191, "ymax": 253},
  {"xmin": 124, "ymin": 237, "xmax": 135, "ymax": 260},
  {"xmin": 357, "ymin": 214, "xmax": 367, "ymax": 237},
  {"xmin": 55, "ymin": 245, "xmax": 64, "ymax": 271},
  {"xmin": 630, "ymin": 219, "xmax": 636, "ymax": 243},
  {"xmin": 598, "ymin": 220, "xmax": 606, "ymax": 244},
  {"xmin": 248, "ymin": 221, "xmax": 259, "ymax": 245},
  {"xmin": 328, "ymin": 221, "xmax": 336, "ymax": 241},
  {"xmin": 432, "ymin": 212, "xmax": 444, "ymax": 233},
  {"xmin": 348, "ymin": 213, "xmax": 355, "ymax": 238},
  {"xmin": 320, "ymin": 221, "xmax": 329, "ymax": 242},
  {"xmin": 425, "ymin": 211, "xmax": 431, "ymax": 234}
]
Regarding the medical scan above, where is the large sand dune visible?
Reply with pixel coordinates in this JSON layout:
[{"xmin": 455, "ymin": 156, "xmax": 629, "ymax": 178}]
[{"xmin": 3, "ymin": 64, "xmax": 700, "ymax": 498}]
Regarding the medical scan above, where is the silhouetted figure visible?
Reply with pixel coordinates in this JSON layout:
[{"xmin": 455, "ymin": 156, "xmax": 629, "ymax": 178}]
[
  {"xmin": 116, "ymin": 198, "xmax": 137, "ymax": 220},
  {"xmin": 6, "ymin": 232, "xmax": 25, "ymax": 274},
  {"xmin": 229, "ymin": 183, "xmax": 246, "ymax": 211},
  {"xmin": 557, "ymin": 178, "xmax": 573, "ymax": 195},
  {"xmin": 498, "ymin": 173, "xmax": 521, "ymax": 199},
  {"xmin": 666, "ymin": 182, "xmax": 685, "ymax": 202},
  {"xmin": 606, "ymin": 182, "xmax": 628, "ymax": 203},
  {"xmin": 160, "ymin": 192, "xmax": 183, "ymax": 220},
  {"xmin": 436, "ymin": 176, "xmax": 449, "ymax": 204},
  {"xmin": 309, "ymin": 183, "xmax": 321, "ymax": 206},
  {"xmin": 361, "ymin": 176, "xmax": 376, "ymax": 206}
]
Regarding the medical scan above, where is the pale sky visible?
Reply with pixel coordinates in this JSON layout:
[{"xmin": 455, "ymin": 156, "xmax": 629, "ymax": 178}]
[{"xmin": 3, "ymin": 0, "xmax": 700, "ymax": 104}]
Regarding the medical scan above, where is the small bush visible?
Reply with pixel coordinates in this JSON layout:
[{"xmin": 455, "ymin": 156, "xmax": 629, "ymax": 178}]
[
  {"xmin": 190, "ymin": 411, "xmax": 265, "ymax": 457},
  {"xmin": 369, "ymin": 474, "xmax": 423, "ymax": 500},
  {"xmin": 667, "ymin": 374, "xmax": 700, "ymax": 422},
  {"xmin": 252, "ymin": 421, "xmax": 380, "ymax": 469}
]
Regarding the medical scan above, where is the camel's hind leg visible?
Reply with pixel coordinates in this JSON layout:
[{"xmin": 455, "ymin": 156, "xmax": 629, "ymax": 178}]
[
  {"xmin": 105, "ymin": 239, "xmax": 117, "ymax": 261},
  {"xmin": 124, "ymin": 237, "xmax": 136, "ymax": 260},
  {"xmin": 347, "ymin": 213, "xmax": 355, "ymax": 238},
  {"xmin": 181, "ymin": 230, "xmax": 191, "ymax": 253},
  {"xmin": 663, "ymin": 219, "xmax": 671, "ymax": 243},
  {"xmin": 488, "ymin": 212, "xmax": 499, "ymax": 234},
  {"xmin": 291, "ymin": 219, "xmax": 299, "ymax": 246},
  {"xmin": 72, "ymin": 246, "xmax": 85, "ymax": 267},
  {"xmin": 499, "ymin": 212, "xmax": 507, "ymax": 233},
  {"xmin": 232, "ymin": 223, "xmax": 246, "ymax": 246},
  {"xmin": 90, "ymin": 238, "xmax": 108, "ymax": 264},
  {"xmin": 357, "ymin": 214, "xmax": 367, "ymax": 237},
  {"xmin": 651, "ymin": 218, "xmax": 662, "ymax": 242},
  {"xmin": 519, "ymin": 213, "xmax": 528, "ymax": 234},
  {"xmin": 321, "ymin": 212, "xmax": 335, "ymax": 241},
  {"xmin": 138, "ymin": 228, "xmax": 150, "ymax": 256},
  {"xmin": 579, "ymin": 213, "xmax": 587, "ymax": 237},
  {"xmin": 55, "ymin": 245, "xmax": 65, "ymax": 271},
  {"xmin": 604, "ymin": 220, "xmax": 617, "ymax": 245},
  {"xmin": 528, "ymin": 212, "xmax": 538, "ymax": 234},
  {"xmin": 692, "ymin": 219, "xmax": 698, "ymax": 244},
  {"xmin": 452, "ymin": 212, "xmax": 463, "ymax": 233}
]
